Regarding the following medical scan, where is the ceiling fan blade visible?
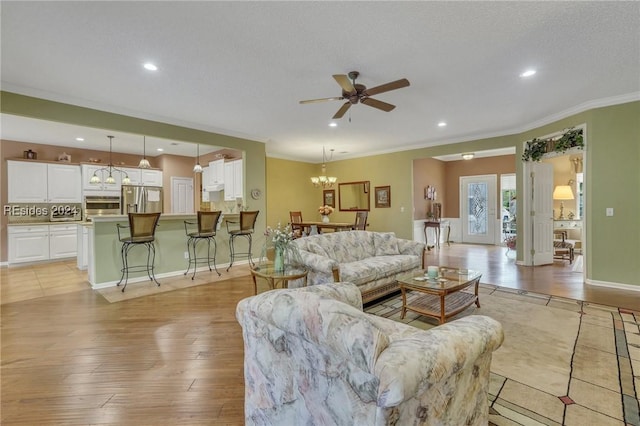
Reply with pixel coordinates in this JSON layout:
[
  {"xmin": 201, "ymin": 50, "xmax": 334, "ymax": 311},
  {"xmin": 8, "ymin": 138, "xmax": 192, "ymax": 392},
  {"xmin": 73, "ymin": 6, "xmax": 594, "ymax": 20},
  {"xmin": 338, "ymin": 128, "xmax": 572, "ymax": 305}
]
[
  {"xmin": 361, "ymin": 97, "xmax": 396, "ymax": 112},
  {"xmin": 333, "ymin": 74, "xmax": 356, "ymax": 94},
  {"xmin": 333, "ymin": 102, "xmax": 352, "ymax": 119},
  {"xmin": 299, "ymin": 97, "xmax": 343, "ymax": 104},
  {"xmin": 364, "ymin": 78, "xmax": 410, "ymax": 96}
]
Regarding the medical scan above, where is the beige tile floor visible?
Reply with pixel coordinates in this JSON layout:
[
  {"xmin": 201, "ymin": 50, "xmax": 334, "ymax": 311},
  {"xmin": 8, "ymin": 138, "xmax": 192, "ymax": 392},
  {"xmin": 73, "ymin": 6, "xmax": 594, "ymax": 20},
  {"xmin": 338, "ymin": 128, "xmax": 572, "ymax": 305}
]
[
  {"xmin": 1, "ymin": 259, "xmax": 90, "ymax": 305},
  {"xmin": 1, "ymin": 259, "xmax": 253, "ymax": 305}
]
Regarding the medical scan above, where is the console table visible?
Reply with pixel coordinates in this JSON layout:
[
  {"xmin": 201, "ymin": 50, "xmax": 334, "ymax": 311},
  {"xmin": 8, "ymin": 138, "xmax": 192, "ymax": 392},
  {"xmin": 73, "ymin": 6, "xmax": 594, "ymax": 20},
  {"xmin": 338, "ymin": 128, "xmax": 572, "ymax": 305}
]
[{"xmin": 423, "ymin": 220, "xmax": 451, "ymax": 250}]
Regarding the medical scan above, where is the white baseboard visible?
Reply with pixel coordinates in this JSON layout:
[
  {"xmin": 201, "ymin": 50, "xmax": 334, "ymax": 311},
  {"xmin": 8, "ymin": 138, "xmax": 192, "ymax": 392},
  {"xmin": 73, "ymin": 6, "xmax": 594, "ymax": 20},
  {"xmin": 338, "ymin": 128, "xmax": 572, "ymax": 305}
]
[
  {"xmin": 90, "ymin": 258, "xmax": 254, "ymax": 289},
  {"xmin": 585, "ymin": 279, "xmax": 640, "ymax": 292}
]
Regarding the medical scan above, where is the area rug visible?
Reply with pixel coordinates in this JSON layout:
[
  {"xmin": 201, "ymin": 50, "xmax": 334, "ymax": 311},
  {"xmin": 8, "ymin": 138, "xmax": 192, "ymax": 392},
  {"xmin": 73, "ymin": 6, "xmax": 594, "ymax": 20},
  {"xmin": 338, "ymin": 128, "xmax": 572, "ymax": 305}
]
[{"xmin": 364, "ymin": 284, "xmax": 640, "ymax": 426}]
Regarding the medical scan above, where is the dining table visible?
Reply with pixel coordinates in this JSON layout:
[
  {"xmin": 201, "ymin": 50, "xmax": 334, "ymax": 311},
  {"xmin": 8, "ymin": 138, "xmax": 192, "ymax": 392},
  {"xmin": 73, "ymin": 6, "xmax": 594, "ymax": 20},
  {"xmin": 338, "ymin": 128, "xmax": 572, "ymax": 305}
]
[{"xmin": 297, "ymin": 221, "xmax": 355, "ymax": 235}]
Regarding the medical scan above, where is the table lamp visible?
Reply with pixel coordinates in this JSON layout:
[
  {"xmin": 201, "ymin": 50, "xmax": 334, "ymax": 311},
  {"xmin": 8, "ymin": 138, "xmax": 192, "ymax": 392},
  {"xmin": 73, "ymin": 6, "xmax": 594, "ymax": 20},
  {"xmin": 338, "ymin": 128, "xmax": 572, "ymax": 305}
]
[{"xmin": 553, "ymin": 185, "xmax": 574, "ymax": 220}]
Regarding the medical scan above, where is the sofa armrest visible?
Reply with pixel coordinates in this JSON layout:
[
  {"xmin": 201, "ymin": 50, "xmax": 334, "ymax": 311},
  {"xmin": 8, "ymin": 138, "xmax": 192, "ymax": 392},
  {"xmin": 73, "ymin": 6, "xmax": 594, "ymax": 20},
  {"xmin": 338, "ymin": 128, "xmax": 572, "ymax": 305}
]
[
  {"xmin": 375, "ymin": 315, "xmax": 504, "ymax": 407},
  {"xmin": 297, "ymin": 249, "xmax": 340, "ymax": 275},
  {"xmin": 397, "ymin": 239, "xmax": 426, "ymax": 268}
]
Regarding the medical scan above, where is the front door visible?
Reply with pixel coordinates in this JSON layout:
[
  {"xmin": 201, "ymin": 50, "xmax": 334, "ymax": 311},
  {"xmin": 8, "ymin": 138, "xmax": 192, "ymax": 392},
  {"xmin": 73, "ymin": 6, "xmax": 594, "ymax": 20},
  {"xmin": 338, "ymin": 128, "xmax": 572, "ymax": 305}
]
[{"xmin": 460, "ymin": 175, "xmax": 497, "ymax": 244}]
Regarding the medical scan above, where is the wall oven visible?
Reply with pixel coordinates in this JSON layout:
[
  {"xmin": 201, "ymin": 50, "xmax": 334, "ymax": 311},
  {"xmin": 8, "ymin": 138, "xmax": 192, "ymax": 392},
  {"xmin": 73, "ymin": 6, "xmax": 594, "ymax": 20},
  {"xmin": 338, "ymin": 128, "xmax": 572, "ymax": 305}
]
[{"xmin": 84, "ymin": 195, "xmax": 121, "ymax": 218}]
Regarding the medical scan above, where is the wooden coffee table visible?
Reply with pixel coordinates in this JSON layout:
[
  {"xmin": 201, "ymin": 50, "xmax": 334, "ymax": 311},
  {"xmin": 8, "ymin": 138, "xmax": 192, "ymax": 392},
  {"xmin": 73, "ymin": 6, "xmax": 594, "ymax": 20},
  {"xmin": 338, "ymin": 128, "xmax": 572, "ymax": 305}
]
[{"xmin": 397, "ymin": 268, "xmax": 482, "ymax": 324}]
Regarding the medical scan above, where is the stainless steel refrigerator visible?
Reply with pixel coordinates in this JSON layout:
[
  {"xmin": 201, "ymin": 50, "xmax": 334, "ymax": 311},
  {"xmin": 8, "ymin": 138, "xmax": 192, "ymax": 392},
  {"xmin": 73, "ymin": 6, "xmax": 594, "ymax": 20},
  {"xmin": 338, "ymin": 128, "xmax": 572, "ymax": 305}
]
[{"xmin": 121, "ymin": 185, "xmax": 164, "ymax": 214}]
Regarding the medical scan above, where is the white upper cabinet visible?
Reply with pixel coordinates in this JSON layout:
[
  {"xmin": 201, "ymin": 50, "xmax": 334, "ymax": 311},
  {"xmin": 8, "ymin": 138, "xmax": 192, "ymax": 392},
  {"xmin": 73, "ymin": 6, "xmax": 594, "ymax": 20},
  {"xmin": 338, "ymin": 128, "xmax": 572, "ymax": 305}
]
[
  {"xmin": 82, "ymin": 164, "xmax": 122, "ymax": 192},
  {"xmin": 47, "ymin": 163, "xmax": 82, "ymax": 203},
  {"xmin": 120, "ymin": 167, "xmax": 142, "ymax": 186},
  {"xmin": 208, "ymin": 159, "xmax": 225, "ymax": 185},
  {"xmin": 141, "ymin": 169, "xmax": 163, "ymax": 186},
  {"xmin": 8, "ymin": 160, "xmax": 81, "ymax": 203},
  {"xmin": 224, "ymin": 160, "xmax": 243, "ymax": 201},
  {"xmin": 7, "ymin": 161, "xmax": 48, "ymax": 202}
]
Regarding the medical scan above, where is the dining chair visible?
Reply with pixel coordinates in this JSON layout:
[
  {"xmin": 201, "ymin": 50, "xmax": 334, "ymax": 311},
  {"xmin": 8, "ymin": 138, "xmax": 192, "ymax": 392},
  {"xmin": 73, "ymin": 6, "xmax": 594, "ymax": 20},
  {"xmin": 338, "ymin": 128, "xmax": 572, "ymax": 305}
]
[
  {"xmin": 184, "ymin": 210, "xmax": 223, "ymax": 279},
  {"xmin": 289, "ymin": 211, "xmax": 310, "ymax": 238},
  {"xmin": 226, "ymin": 210, "xmax": 260, "ymax": 271},
  {"xmin": 353, "ymin": 211, "xmax": 368, "ymax": 230},
  {"xmin": 116, "ymin": 212, "xmax": 162, "ymax": 292}
]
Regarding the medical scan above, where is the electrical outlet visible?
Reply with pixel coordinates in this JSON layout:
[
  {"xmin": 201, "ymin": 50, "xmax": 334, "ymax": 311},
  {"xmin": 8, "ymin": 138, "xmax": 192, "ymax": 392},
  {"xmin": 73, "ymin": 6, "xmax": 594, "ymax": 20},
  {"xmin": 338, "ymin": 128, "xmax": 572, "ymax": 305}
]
[
  {"xmin": 184, "ymin": 251, "xmax": 189, "ymax": 259},
  {"xmin": 606, "ymin": 208, "xmax": 614, "ymax": 217}
]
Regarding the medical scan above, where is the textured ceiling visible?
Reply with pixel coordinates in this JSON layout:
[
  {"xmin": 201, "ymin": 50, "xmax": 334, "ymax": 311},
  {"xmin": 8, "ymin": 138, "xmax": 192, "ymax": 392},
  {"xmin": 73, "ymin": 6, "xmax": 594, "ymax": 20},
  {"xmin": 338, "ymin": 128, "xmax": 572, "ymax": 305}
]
[{"xmin": 1, "ymin": 1, "xmax": 639, "ymax": 162}]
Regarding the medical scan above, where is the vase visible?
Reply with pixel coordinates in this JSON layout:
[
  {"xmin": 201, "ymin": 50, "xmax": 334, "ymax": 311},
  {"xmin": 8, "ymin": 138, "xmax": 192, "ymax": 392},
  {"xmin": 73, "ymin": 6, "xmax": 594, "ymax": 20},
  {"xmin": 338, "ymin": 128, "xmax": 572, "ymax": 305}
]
[
  {"xmin": 274, "ymin": 246, "xmax": 285, "ymax": 272},
  {"xmin": 322, "ymin": 215, "xmax": 330, "ymax": 224}
]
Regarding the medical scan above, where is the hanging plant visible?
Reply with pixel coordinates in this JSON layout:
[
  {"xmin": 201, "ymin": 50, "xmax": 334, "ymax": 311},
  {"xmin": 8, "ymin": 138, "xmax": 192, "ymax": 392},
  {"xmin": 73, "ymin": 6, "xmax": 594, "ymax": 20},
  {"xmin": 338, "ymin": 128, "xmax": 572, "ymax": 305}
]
[
  {"xmin": 553, "ymin": 127, "xmax": 584, "ymax": 154},
  {"xmin": 522, "ymin": 127, "xmax": 583, "ymax": 161},
  {"xmin": 522, "ymin": 138, "xmax": 548, "ymax": 162}
]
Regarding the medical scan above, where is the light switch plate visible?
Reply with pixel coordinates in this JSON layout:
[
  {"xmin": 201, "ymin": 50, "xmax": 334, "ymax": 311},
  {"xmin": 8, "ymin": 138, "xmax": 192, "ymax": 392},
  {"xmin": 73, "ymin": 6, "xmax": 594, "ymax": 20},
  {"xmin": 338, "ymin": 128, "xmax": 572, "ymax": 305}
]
[{"xmin": 606, "ymin": 208, "xmax": 614, "ymax": 216}]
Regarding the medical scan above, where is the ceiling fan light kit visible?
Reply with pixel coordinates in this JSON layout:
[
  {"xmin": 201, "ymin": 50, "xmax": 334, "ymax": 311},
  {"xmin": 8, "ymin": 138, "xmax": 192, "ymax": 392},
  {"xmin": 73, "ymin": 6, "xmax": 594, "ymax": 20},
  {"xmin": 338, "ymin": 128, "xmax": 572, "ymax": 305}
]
[{"xmin": 300, "ymin": 71, "xmax": 410, "ymax": 120}]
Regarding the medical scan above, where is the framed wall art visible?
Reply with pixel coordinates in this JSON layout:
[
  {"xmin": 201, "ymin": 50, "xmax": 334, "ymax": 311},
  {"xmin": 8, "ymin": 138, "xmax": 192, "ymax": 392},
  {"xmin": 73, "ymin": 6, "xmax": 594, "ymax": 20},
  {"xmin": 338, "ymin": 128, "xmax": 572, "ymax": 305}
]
[
  {"xmin": 375, "ymin": 186, "xmax": 391, "ymax": 208},
  {"xmin": 323, "ymin": 189, "xmax": 335, "ymax": 207}
]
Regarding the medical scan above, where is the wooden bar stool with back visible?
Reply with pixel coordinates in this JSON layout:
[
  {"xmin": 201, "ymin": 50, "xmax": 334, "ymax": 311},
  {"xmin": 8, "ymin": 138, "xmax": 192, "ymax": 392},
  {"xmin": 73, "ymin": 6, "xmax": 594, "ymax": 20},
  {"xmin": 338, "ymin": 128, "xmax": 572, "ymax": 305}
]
[
  {"xmin": 116, "ymin": 212, "xmax": 162, "ymax": 292},
  {"xmin": 183, "ymin": 211, "xmax": 223, "ymax": 279}
]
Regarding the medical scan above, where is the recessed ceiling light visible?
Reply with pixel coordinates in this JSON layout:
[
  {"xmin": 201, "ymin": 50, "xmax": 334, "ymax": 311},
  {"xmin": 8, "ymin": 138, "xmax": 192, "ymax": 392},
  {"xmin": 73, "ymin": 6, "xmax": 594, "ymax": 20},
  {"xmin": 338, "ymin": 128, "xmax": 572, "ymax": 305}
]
[
  {"xmin": 329, "ymin": 122, "xmax": 337, "ymax": 127},
  {"xmin": 462, "ymin": 153, "xmax": 475, "ymax": 160},
  {"xmin": 438, "ymin": 121, "xmax": 447, "ymax": 127},
  {"xmin": 143, "ymin": 63, "xmax": 158, "ymax": 71},
  {"xmin": 520, "ymin": 69, "xmax": 536, "ymax": 78},
  {"xmin": 156, "ymin": 148, "xmax": 164, "ymax": 152},
  {"xmin": 75, "ymin": 137, "xmax": 84, "ymax": 141}
]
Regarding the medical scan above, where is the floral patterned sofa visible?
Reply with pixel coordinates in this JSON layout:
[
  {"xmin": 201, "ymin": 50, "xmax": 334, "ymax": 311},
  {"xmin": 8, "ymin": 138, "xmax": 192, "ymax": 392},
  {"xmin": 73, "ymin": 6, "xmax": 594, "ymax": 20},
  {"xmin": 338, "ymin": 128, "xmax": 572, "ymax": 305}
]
[
  {"xmin": 292, "ymin": 230, "xmax": 425, "ymax": 303},
  {"xmin": 236, "ymin": 283, "xmax": 504, "ymax": 426}
]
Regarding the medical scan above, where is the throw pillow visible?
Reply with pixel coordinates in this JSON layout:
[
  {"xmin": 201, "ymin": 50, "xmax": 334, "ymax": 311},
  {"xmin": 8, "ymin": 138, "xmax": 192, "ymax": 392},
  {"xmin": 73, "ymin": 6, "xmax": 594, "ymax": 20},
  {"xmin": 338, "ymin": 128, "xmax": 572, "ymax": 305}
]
[{"xmin": 374, "ymin": 232, "xmax": 400, "ymax": 256}]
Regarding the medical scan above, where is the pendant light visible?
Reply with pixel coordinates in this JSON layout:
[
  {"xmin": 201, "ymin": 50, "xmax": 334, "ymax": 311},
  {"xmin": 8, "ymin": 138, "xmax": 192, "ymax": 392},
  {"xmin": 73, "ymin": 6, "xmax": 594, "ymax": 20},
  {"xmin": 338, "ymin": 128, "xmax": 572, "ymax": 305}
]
[
  {"xmin": 90, "ymin": 135, "xmax": 130, "ymax": 185},
  {"xmin": 138, "ymin": 135, "xmax": 151, "ymax": 169},
  {"xmin": 193, "ymin": 144, "xmax": 203, "ymax": 173}
]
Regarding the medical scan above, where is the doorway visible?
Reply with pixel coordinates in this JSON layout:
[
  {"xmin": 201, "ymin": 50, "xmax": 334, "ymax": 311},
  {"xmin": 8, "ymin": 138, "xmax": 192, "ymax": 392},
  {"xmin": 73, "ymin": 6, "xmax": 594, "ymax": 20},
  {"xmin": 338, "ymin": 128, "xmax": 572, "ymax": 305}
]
[
  {"xmin": 171, "ymin": 177, "xmax": 194, "ymax": 214},
  {"xmin": 460, "ymin": 175, "xmax": 497, "ymax": 244}
]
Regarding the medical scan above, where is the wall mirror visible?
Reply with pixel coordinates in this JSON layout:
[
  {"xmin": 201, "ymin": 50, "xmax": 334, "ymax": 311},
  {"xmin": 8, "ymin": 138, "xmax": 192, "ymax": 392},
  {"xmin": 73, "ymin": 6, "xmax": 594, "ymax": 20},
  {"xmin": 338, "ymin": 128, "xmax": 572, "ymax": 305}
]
[{"xmin": 338, "ymin": 181, "xmax": 370, "ymax": 211}]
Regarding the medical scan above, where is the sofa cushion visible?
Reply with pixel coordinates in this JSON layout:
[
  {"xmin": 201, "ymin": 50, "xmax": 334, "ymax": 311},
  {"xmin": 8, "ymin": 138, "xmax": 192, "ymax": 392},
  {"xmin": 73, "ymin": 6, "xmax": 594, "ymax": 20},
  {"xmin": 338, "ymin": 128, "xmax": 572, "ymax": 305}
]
[{"xmin": 373, "ymin": 232, "xmax": 400, "ymax": 256}]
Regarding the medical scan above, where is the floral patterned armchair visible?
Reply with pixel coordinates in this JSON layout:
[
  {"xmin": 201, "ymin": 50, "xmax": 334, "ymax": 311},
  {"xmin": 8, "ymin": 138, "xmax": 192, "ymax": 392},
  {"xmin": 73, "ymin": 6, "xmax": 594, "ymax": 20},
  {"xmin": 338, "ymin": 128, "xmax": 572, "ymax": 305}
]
[{"xmin": 236, "ymin": 283, "xmax": 504, "ymax": 425}]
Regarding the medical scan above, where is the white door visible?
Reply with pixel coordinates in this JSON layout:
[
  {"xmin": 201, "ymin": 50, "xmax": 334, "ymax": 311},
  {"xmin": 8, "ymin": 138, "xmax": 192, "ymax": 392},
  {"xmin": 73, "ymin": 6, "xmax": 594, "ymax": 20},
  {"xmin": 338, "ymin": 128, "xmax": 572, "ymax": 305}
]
[
  {"xmin": 522, "ymin": 161, "xmax": 554, "ymax": 265},
  {"xmin": 460, "ymin": 175, "xmax": 497, "ymax": 244},
  {"xmin": 171, "ymin": 177, "xmax": 194, "ymax": 214}
]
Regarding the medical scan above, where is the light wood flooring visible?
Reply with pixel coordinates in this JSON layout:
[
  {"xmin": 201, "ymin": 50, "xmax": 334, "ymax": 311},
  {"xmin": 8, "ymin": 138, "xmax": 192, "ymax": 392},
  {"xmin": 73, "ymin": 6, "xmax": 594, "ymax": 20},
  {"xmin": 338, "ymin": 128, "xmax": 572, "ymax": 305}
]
[{"xmin": 1, "ymin": 244, "xmax": 638, "ymax": 425}]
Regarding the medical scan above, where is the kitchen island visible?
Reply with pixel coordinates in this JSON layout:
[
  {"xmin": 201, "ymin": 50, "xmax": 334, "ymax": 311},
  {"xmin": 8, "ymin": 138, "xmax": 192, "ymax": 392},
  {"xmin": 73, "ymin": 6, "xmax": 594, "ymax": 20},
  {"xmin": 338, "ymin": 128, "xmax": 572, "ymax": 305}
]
[{"xmin": 87, "ymin": 213, "xmax": 247, "ymax": 288}]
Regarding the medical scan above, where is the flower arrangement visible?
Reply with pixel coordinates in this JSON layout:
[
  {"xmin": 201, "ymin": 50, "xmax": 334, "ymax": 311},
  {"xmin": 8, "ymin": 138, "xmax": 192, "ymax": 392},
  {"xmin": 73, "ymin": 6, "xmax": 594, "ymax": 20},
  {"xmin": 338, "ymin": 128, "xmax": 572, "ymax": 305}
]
[
  {"xmin": 264, "ymin": 222, "xmax": 294, "ymax": 250},
  {"xmin": 504, "ymin": 235, "xmax": 517, "ymax": 251},
  {"xmin": 318, "ymin": 205, "xmax": 334, "ymax": 216}
]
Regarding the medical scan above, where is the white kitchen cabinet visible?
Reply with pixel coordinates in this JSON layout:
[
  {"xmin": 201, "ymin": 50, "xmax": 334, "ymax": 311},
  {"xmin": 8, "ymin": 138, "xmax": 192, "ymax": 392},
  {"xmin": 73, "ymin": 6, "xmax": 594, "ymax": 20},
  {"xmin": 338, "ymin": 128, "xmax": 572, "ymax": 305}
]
[
  {"xmin": 8, "ymin": 160, "xmax": 81, "ymax": 203},
  {"xmin": 77, "ymin": 224, "xmax": 89, "ymax": 270},
  {"xmin": 141, "ymin": 169, "xmax": 163, "ymax": 186},
  {"xmin": 7, "ymin": 161, "xmax": 49, "ymax": 202},
  {"xmin": 8, "ymin": 225, "xmax": 50, "ymax": 264},
  {"xmin": 208, "ymin": 159, "xmax": 225, "ymax": 185},
  {"xmin": 120, "ymin": 167, "xmax": 142, "ymax": 185},
  {"xmin": 49, "ymin": 224, "xmax": 78, "ymax": 259},
  {"xmin": 8, "ymin": 224, "xmax": 78, "ymax": 264},
  {"xmin": 82, "ymin": 164, "xmax": 122, "ymax": 192},
  {"xmin": 201, "ymin": 166, "xmax": 211, "ymax": 202},
  {"xmin": 47, "ymin": 163, "xmax": 82, "ymax": 203},
  {"xmin": 224, "ymin": 160, "xmax": 243, "ymax": 201}
]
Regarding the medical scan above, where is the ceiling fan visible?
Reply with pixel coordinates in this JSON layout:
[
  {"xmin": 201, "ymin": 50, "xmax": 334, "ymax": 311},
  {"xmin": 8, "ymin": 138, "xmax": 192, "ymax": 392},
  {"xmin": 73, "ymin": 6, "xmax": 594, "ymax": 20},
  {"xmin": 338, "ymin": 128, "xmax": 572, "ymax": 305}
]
[{"xmin": 299, "ymin": 71, "xmax": 410, "ymax": 119}]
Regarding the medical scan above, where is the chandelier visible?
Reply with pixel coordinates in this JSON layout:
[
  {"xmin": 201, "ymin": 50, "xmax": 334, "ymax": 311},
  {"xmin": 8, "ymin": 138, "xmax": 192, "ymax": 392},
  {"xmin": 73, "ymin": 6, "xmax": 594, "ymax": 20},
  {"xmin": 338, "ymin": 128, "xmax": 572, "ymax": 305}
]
[
  {"xmin": 310, "ymin": 147, "xmax": 337, "ymax": 188},
  {"xmin": 90, "ymin": 136, "xmax": 130, "ymax": 185}
]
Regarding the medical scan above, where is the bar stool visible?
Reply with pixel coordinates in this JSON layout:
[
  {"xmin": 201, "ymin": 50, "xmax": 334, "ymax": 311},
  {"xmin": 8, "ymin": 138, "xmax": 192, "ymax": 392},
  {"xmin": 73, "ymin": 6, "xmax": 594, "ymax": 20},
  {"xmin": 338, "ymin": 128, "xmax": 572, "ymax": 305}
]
[
  {"xmin": 184, "ymin": 211, "xmax": 222, "ymax": 279},
  {"xmin": 116, "ymin": 212, "xmax": 161, "ymax": 292},
  {"xmin": 226, "ymin": 210, "xmax": 259, "ymax": 271}
]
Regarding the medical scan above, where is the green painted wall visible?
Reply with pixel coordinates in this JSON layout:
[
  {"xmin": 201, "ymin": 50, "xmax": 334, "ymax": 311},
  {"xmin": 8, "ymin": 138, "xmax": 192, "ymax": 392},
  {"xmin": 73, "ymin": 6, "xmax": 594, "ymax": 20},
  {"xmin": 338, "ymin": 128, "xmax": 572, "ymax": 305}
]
[
  {"xmin": 2, "ymin": 92, "xmax": 638, "ymax": 287},
  {"xmin": 264, "ymin": 102, "xmax": 640, "ymax": 287}
]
